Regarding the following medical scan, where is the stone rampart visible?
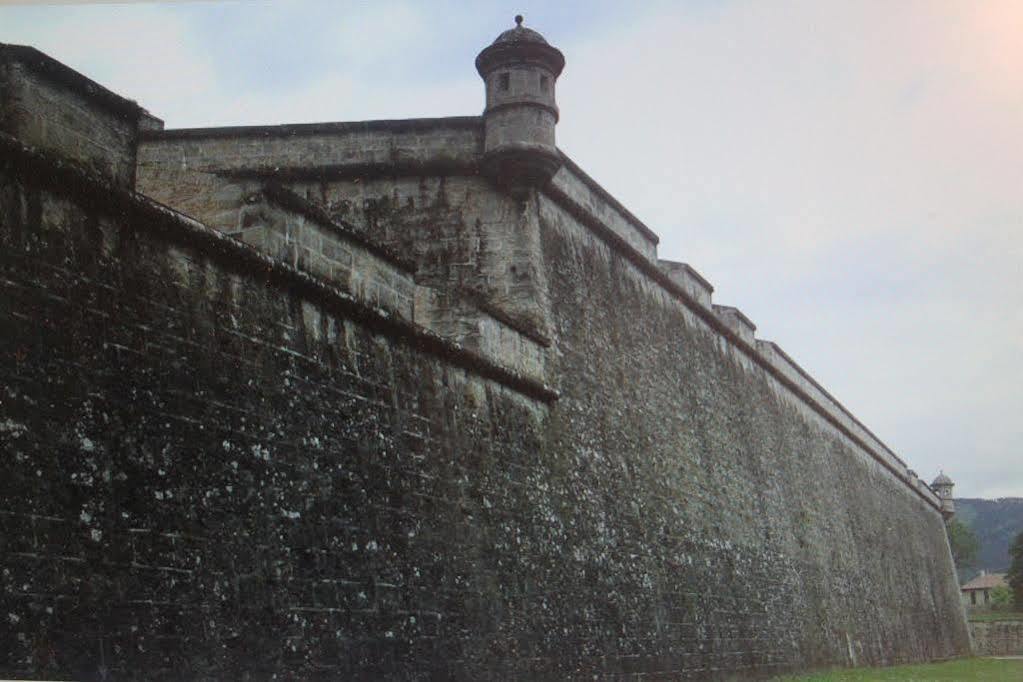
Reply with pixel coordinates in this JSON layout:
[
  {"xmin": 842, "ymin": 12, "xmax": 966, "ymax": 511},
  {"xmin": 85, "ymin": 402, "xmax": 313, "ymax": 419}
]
[
  {"xmin": 0, "ymin": 43, "xmax": 970, "ymax": 680},
  {"xmin": 542, "ymin": 169, "xmax": 940, "ymax": 511},
  {"xmin": 140, "ymin": 118, "xmax": 482, "ymax": 173},
  {"xmin": 136, "ymin": 116, "xmax": 950, "ymax": 512},
  {"xmin": 0, "ymin": 136, "xmax": 558, "ymax": 680},
  {"xmin": 533, "ymin": 187, "xmax": 968, "ymax": 672}
]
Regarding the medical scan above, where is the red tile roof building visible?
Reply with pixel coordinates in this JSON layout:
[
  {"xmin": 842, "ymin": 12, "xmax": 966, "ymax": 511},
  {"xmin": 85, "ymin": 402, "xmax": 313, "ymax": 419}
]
[{"xmin": 961, "ymin": 572, "xmax": 1008, "ymax": 608}]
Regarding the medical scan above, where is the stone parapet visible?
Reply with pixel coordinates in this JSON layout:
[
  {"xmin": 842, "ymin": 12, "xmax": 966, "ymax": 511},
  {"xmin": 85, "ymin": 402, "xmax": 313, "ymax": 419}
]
[
  {"xmin": 139, "ymin": 117, "xmax": 482, "ymax": 176},
  {"xmin": 713, "ymin": 304, "xmax": 757, "ymax": 345},
  {"xmin": 548, "ymin": 154, "xmax": 659, "ymax": 261},
  {"xmin": 234, "ymin": 187, "xmax": 417, "ymax": 321},
  {"xmin": 414, "ymin": 286, "xmax": 548, "ymax": 382},
  {"xmin": 658, "ymin": 260, "xmax": 713, "ymax": 308},
  {"xmin": 0, "ymin": 43, "xmax": 155, "ymax": 188}
]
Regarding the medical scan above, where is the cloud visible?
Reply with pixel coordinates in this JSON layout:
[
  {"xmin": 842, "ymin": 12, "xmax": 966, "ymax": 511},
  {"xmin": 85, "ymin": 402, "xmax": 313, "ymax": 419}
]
[
  {"xmin": 0, "ymin": 4, "xmax": 217, "ymax": 114},
  {"xmin": 0, "ymin": 1, "xmax": 479, "ymax": 126}
]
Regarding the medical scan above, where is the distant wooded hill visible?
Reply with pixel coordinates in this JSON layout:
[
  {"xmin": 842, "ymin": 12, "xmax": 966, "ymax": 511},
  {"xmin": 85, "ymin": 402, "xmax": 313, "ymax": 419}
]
[{"xmin": 956, "ymin": 498, "xmax": 1023, "ymax": 579}]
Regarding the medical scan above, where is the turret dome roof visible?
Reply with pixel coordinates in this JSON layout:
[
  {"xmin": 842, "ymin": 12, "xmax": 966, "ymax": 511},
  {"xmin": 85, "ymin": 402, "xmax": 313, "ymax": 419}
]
[
  {"xmin": 493, "ymin": 16, "xmax": 550, "ymax": 46},
  {"xmin": 475, "ymin": 16, "xmax": 565, "ymax": 78},
  {"xmin": 932, "ymin": 471, "xmax": 953, "ymax": 486}
]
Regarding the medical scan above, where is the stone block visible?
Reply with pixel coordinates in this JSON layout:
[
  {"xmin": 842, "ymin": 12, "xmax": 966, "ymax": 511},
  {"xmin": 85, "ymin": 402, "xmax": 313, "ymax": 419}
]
[
  {"xmin": 712, "ymin": 304, "xmax": 756, "ymax": 345},
  {"xmin": 658, "ymin": 259, "xmax": 713, "ymax": 308}
]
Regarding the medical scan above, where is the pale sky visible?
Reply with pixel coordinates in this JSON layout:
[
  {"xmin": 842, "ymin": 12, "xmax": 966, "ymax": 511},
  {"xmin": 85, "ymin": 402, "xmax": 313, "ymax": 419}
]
[{"xmin": 2, "ymin": 1, "xmax": 1020, "ymax": 498}]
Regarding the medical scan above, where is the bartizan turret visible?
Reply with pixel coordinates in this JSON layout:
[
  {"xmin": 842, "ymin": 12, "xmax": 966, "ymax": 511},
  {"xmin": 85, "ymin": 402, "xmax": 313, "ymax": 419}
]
[
  {"xmin": 476, "ymin": 15, "xmax": 565, "ymax": 199},
  {"xmin": 931, "ymin": 471, "xmax": 956, "ymax": 520}
]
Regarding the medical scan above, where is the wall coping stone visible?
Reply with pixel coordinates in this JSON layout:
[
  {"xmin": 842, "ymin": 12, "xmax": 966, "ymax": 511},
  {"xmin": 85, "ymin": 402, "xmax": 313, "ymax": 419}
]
[
  {"xmin": 713, "ymin": 304, "xmax": 757, "ymax": 345},
  {"xmin": 139, "ymin": 116, "xmax": 483, "ymax": 141},
  {"xmin": 712, "ymin": 304, "xmax": 756, "ymax": 332},
  {"xmin": 557, "ymin": 151, "xmax": 660, "ymax": 246},
  {"xmin": 658, "ymin": 259, "xmax": 714, "ymax": 295}
]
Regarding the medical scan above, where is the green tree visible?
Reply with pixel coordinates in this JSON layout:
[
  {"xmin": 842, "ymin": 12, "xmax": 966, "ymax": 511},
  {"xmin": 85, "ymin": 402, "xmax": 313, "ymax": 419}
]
[
  {"xmin": 1009, "ymin": 530, "xmax": 1023, "ymax": 609},
  {"xmin": 990, "ymin": 585, "xmax": 1013, "ymax": 611},
  {"xmin": 946, "ymin": 519, "xmax": 980, "ymax": 578}
]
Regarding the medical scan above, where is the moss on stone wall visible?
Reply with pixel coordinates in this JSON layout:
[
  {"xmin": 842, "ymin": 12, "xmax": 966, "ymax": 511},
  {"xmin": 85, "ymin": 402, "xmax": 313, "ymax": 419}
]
[{"xmin": 0, "ymin": 135, "xmax": 970, "ymax": 680}]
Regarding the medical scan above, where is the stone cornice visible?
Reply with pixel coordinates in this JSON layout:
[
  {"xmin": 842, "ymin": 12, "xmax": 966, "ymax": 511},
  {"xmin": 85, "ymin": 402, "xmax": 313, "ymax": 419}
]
[
  {"xmin": 140, "ymin": 116, "xmax": 482, "ymax": 141},
  {"xmin": 475, "ymin": 41, "xmax": 566, "ymax": 78}
]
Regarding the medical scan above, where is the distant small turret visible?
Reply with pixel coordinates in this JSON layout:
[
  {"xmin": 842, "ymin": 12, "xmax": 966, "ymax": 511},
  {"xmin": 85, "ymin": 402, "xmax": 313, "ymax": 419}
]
[
  {"xmin": 931, "ymin": 471, "xmax": 955, "ymax": 520},
  {"xmin": 476, "ymin": 15, "xmax": 565, "ymax": 199}
]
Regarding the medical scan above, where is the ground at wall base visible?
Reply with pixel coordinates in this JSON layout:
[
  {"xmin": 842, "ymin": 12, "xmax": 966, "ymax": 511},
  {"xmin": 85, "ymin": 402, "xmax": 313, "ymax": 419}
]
[{"xmin": 773, "ymin": 657, "xmax": 1023, "ymax": 681}]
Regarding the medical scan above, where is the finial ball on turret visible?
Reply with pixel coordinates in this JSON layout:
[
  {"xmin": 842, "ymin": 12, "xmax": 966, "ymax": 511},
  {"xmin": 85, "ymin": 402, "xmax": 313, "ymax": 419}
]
[{"xmin": 515, "ymin": 15, "xmax": 524, "ymax": 27}]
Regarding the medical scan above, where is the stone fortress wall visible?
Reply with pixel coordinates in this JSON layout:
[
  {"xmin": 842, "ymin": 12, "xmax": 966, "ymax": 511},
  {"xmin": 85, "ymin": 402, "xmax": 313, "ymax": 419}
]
[{"xmin": 0, "ymin": 32, "xmax": 970, "ymax": 681}]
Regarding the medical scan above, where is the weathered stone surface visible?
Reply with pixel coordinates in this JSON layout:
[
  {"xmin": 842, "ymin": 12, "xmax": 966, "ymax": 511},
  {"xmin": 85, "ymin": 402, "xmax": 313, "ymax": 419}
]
[
  {"xmin": 233, "ymin": 189, "xmax": 417, "ymax": 321},
  {"xmin": 535, "ymin": 188, "xmax": 969, "ymax": 674},
  {"xmin": 0, "ymin": 151, "xmax": 552, "ymax": 679},
  {"xmin": 969, "ymin": 619, "xmax": 1023, "ymax": 656},
  {"xmin": 658, "ymin": 260, "xmax": 713, "ymax": 309},
  {"xmin": 549, "ymin": 159, "xmax": 659, "ymax": 262},
  {"xmin": 0, "ymin": 44, "xmax": 145, "ymax": 188},
  {"xmin": 0, "ymin": 33, "xmax": 971, "ymax": 681}
]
